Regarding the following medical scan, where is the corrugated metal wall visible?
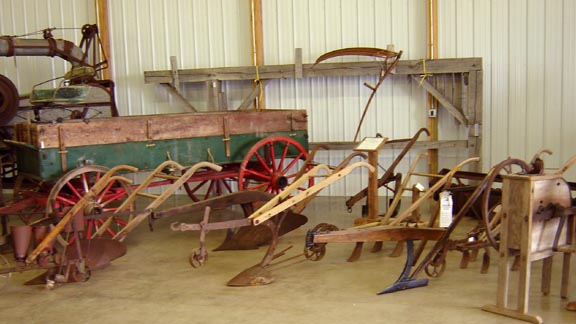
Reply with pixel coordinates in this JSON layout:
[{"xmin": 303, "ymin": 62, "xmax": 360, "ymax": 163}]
[
  {"xmin": 1, "ymin": 0, "xmax": 575, "ymax": 194},
  {"xmin": 438, "ymin": 0, "xmax": 576, "ymax": 179}
]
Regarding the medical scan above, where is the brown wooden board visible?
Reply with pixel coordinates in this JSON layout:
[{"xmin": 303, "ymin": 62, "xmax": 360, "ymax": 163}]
[{"xmin": 13, "ymin": 109, "xmax": 308, "ymax": 149}]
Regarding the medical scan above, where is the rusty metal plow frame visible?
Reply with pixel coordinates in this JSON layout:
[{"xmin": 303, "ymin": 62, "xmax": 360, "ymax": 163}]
[{"xmin": 170, "ymin": 161, "xmax": 374, "ymax": 286}]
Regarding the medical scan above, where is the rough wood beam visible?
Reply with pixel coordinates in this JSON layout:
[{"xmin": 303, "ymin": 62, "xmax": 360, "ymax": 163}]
[
  {"xmin": 309, "ymin": 140, "xmax": 467, "ymax": 151},
  {"xmin": 237, "ymin": 80, "xmax": 267, "ymax": 110},
  {"xmin": 413, "ymin": 76, "xmax": 469, "ymax": 125},
  {"xmin": 294, "ymin": 48, "xmax": 303, "ymax": 78},
  {"xmin": 159, "ymin": 83, "xmax": 197, "ymax": 112},
  {"xmin": 144, "ymin": 58, "xmax": 482, "ymax": 84},
  {"xmin": 96, "ymin": 0, "xmax": 111, "ymax": 80},
  {"xmin": 250, "ymin": 0, "xmax": 265, "ymax": 109}
]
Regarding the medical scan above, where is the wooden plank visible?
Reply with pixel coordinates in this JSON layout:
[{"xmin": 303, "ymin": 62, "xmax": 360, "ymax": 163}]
[
  {"xmin": 250, "ymin": 0, "xmax": 265, "ymax": 109},
  {"xmin": 15, "ymin": 110, "xmax": 308, "ymax": 148},
  {"xmin": 413, "ymin": 75, "xmax": 469, "ymax": 125},
  {"xmin": 237, "ymin": 81, "xmax": 266, "ymax": 110},
  {"xmin": 294, "ymin": 48, "xmax": 303, "ymax": 78},
  {"xmin": 207, "ymin": 80, "xmax": 222, "ymax": 110},
  {"xmin": 310, "ymin": 140, "xmax": 467, "ymax": 151},
  {"xmin": 170, "ymin": 56, "xmax": 180, "ymax": 90},
  {"xmin": 143, "ymin": 58, "xmax": 483, "ymax": 84},
  {"xmin": 96, "ymin": 0, "xmax": 111, "ymax": 80},
  {"xmin": 313, "ymin": 226, "xmax": 446, "ymax": 244},
  {"xmin": 160, "ymin": 84, "xmax": 197, "ymax": 112}
]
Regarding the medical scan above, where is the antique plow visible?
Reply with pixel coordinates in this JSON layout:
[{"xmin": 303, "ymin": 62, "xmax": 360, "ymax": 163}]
[
  {"xmin": 304, "ymin": 156, "xmax": 481, "ymax": 293},
  {"xmin": 170, "ymin": 160, "xmax": 375, "ymax": 286}
]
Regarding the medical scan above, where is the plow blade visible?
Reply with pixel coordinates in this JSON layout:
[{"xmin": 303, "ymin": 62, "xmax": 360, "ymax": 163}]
[{"xmin": 214, "ymin": 211, "xmax": 307, "ymax": 251}]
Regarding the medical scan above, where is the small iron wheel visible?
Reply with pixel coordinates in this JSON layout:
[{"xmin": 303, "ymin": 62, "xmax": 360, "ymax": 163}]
[
  {"xmin": 424, "ymin": 252, "xmax": 447, "ymax": 278},
  {"xmin": 304, "ymin": 223, "xmax": 338, "ymax": 262},
  {"xmin": 189, "ymin": 250, "xmax": 207, "ymax": 268}
]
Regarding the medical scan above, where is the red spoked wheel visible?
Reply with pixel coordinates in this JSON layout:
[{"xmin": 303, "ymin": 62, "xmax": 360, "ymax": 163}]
[
  {"xmin": 46, "ymin": 165, "xmax": 133, "ymax": 240},
  {"xmin": 182, "ymin": 164, "xmax": 238, "ymax": 202},
  {"xmin": 238, "ymin": 136, "xmax": 312, "ymax": 194}
]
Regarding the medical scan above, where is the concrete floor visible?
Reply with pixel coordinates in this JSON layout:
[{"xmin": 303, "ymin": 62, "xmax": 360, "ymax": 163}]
[{"xmin": 0, "ymin": 196, "xmax": 575, "ymax": 324}]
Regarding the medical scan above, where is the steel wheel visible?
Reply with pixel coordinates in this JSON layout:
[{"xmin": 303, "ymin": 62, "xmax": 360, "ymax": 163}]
[
  {"xmin": 238, "ymin": 136, "xmax": 311, "ymax": 194},
  {"xmin": 46, "ymin": 165, "xmax": 133, "ymax": 240},
  {"xmin": 425, "ymin": 255, "xmax": 446, "ymax": 278},
  {"xmin": 304, "ymin": 223, "xmax": 339, "ymax": 261},
  {"xmin": 480, "ymin": 159, "xmax": 530, "ymax": 251},
  {"xmin": 0, "ymin": 74, "xmax": 19, "ymax": 125}
]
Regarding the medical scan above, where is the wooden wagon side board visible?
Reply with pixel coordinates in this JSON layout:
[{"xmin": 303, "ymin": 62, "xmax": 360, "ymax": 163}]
[{"xmin": 13, "ymin": 109, "xmax": 307, "ymax": 149}]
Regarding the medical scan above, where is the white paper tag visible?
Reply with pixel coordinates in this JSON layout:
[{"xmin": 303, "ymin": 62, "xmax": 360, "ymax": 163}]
[{"xmin": 439, "ymin": 190, "xmax": 453, "ymax": 228}]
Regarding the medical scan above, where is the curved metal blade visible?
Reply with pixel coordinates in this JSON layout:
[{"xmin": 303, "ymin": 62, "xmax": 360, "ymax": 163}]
[{"xmin": 314, "ymin": 47, "xmax": 400, "ymax": 65}]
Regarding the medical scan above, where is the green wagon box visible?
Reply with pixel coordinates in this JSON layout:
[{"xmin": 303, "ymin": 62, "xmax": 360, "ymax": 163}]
[{"xmin": 9, "ymin": 109, "xmax": 309, "ymax": 181}]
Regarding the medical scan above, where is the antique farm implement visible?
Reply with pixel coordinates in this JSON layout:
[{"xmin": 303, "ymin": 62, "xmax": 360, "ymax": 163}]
[
  {"xmin": 0, "ymin": 24, "xmax": 118, "ymax": 125},
  {"xmin": 169, "ymin": 157, "xmax": 375, "ymax": 286},
  {"xmin": 304, "ymin": 151, "xmax": 574, "ymax": 295},
  {"xmin": 0, "ymin": 109, "xmax": 311, "ymax": 288}
]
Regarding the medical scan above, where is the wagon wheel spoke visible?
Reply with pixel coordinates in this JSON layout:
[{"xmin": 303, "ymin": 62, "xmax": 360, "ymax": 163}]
[
  {"xmin": 47, "ymin": 165, "xmax": 133, "ymax": 241},
  {"xmin": 183, "ymin": 166, "xmax": 237, "ymax": 202}
]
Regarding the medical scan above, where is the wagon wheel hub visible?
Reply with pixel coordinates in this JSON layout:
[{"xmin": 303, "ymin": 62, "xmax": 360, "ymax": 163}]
[
  {"xmin": 84, "ymin": 201, "xmax": 103, "ymax": 216},
  {"xmin": 272, "ymin": 173, "xmax": 288, "ymax": 190}
]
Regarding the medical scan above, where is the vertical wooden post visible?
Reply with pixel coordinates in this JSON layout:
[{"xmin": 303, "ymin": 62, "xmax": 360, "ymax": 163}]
[
  {"xmin": 367, "ymin": 151, "xmax": 379, "ymax": 222},
  {"xmin": 250, "ymin": 0, "xmax": 265, "ymax": 109},
  {"xmin": 426, "ymin": 0, "xmax": 439, "ymax": 174},
  {"xmin": 207, "ymin": 80, "xmax": 223, "ymax": 111},
  {"xmin": 354, "ymin": 137, "xmax": 387, "ymax": 224},
  {"xmin": 96, "ymin": 0, "xmax": 112, "ymax": 80}
]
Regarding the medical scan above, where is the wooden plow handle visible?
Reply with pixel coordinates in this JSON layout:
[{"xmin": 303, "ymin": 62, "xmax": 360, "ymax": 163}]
[
  {"xmin": 555, "ymin": 154, "xmax": 576, "ymax": 176},
  {"xmin": 381, "ymin": 152, "xmax": 429, "ymax": 224},
  {"xmin": 249, "ymin": 162, "xmax": 375, "ymax": 225},
  {"xmin": 389, "ymin": 157, "xmax": 480, "ymax": 226},
  {"xmin": 112, "ymin": 161, "xmax": 223, "ymax": 240}
]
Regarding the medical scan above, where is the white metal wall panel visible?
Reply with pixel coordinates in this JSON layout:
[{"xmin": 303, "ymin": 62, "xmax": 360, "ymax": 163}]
[
  {"xmin": 561, "ymin": 0, "xmax": 576, "ymax": 175},
  {"xmin": 107, "ymin": 0, "xmax": 252, "ymax": 116},
  {"xmin": 438, "ymin": 0, "xmax": 576, "ymax": 180},
  {"xmin": 0, "ymin": 0, "xmax": 95, "ymax": 97}
]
